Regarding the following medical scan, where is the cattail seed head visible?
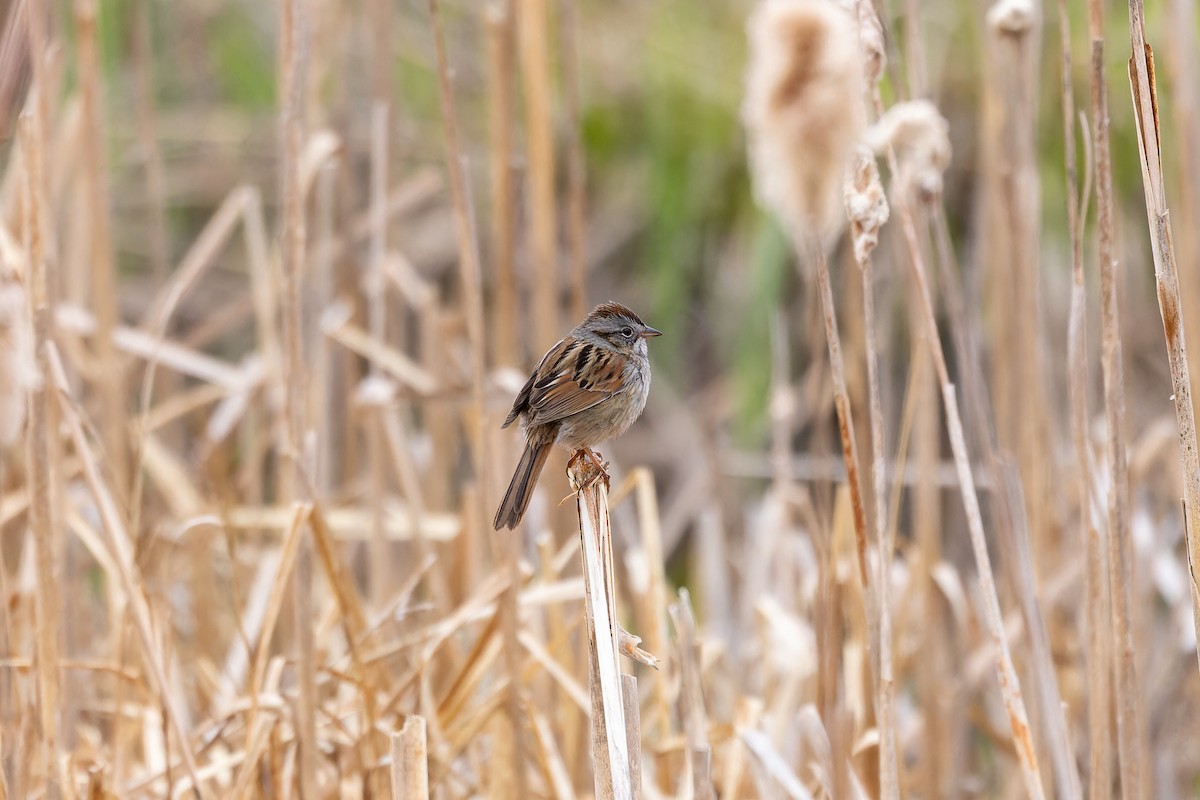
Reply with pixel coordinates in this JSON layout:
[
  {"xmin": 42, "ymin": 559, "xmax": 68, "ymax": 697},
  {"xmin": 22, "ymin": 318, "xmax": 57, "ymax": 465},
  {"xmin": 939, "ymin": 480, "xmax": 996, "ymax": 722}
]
[
  {"xmin": 743, "ymin": 0, "xmax": 867, "ymax": 239},
  {"xmin": 987, "ymin": 0, "xmax": 1035, "ymax": 37},
  {"xmin": 844, "ymin": 146, "xmax": 889, "ymax": 265},
  {"xmin": 865, "ymin": 99, "xmax": 951, "ymax": 203}
]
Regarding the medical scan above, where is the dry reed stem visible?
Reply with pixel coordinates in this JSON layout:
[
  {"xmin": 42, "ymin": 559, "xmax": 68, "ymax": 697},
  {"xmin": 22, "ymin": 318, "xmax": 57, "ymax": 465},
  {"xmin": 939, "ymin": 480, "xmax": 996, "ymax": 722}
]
[
  {"xmin": 862, "ymin": 268, "xmax": 897, "ymax": 800},
  {"xmin": 809, "ymin": 239, "xmax": 870, "ymax": 589},
  {"xmin": 739, "ymin": 728, "xmax": 814, "ymax": 800},
  {"xmin": 392, "ymin": 715, "xmax": 430, "ymax": 800},
  {"xmin": 517, "ymin": 0, "xmax": 559, "ymax": 350},
  {"xmin": 1085, "ymin": 0, "xmax": 1146, "ymax": 794},
  {"xmin": 76, "ymin": 0, "xmax": 126, "ymax": 495},
  {"xmin": 428, "ymin": 0, "xmax": 489, "ymax": 544},
  {"xmin": 233, "ymin": 503, "xmax": 307, "ymax": 798},
  {"xmin": 620, "ymin": 674, "xmax": 643, "ymax": 800},
  {"xmin": 1058, "ymin": 1, "xmax": 1112, "ymax": 793},
  {"xmin": 1163, "ymin": 0, "xmax": 1200, "ymax": 395},
  {"xmin": 368, "ymin": 99, "xmax": 391, "ymax": 606},
  {"xmin": 527, "ymin": 705, "xmax": 577, "ymax": 799},
  {"xmin": 1126, "ymin": 0, "xmax": 1200, "ymax": 679},
  {"xmin": 485, "ymin": 3, "xmax": 518, "ymax": 366},
  {"xmin": 561, "ymin": 0, "xmax": 588, "ymax": 322},
  {"xmin": 879, "ymin": 113, "xmax": 1047, "ymax": 796},
  {"xmin": 278, "ymin": 0, "xmax": 317, "ymax": 794},
  {"xmin": 18, "ymin": 107, "xmax": 60, "ymax": 800},
  {"xmin": 989, "ymin": 0, "xmax": 1050, "ymax": 574},
  {"xmin": 46, "ymin": 346, "xmax": 206, "ymax": 796},
  {"xmin": 132, "ymin": 0, "xmax": 169, "ymax": 283},
  {"xmin": 670, "ymin": 588, "xmax": 713, "ymax": 800},
  {"xmin": 630, "ymin": 468, "xmax": 671, "ymax": 741},
  {"xmin": 570, "ymin": 457, "xmax": 634, "ymax": 799},
  {"xmin": 845, "ymin": 143, "xmax": 897, "ymax": 798}
]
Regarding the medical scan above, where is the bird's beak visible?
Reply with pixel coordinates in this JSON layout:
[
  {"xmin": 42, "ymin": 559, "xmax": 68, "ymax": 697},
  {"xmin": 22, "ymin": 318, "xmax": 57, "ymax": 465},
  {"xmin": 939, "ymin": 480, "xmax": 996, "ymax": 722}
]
[{"xmin": 641, "ymin": 326, "xmax": 663, "ymax": 338}]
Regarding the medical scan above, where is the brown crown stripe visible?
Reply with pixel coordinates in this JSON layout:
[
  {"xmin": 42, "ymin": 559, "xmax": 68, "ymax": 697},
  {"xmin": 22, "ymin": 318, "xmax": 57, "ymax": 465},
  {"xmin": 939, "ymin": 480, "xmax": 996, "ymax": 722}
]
[{"xmin": 587, "ymin": 301, "xmax": 644, "ymax": 325}]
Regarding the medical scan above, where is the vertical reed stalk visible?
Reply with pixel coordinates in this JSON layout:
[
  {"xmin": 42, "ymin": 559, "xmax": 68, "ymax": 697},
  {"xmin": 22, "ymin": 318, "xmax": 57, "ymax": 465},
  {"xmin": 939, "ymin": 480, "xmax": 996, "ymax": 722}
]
[
  {"xmin": 1127, "ymin": 0, "xmax": 1200, "ymax": 693},
  {"xmin": 279, "ymin": 0, "xmax": 317, "ymax": 794},
  {"xmin": 853, "ymin": 227, "xmax": 897, "ymax": 800},
  {"xmin": 76, "ymin": 0, "xmax": 126, "ymax": 494},
  {"xmin": 368, "ymin": 101, "xmax": 391, "ymax": 606},
  {"xmin": 1059, "ymin": 1, "xmax": 1112, "ymax": 793},
  {"xmin": 561, "ymin": 0, "xmax": 587, "ymax": 322},
  {"xmin": 1087, "ymin": 0, "xmax": 1147, "ymax": 794},
  {"xmin": 809, "ymin": 239, "xmax": 870, "ymax": 589},
  {"xmin": 132, "ymin": 0, "xmax": 168, "ymax": 282},
  {"xmin": 392, "ymin": 715, "xmax": 429, "ymax": 800},
  {"xmin": 880, "ymin": 125, "xmax": 1047, "ymax": 796},
  {"xmin": 485, "ymin": 3, "xmax": 518, "ymax": 366},
  {"xmin": 1163, "ymin": 0, "xmax": 1200, "ymax": 393},
  {"xmin": 570, "ymin": 456, "xmax": 634, "ymax": 800},
  {"xmin": 19, "ymin": 106, "xmax": 60, "ymax": 800},
  {"xmin": 428, "ymin": 0, "xmax": 488, "ymax": 584},
  {"xmin": 517, "ymin": 0, "xmax": 558, "ymax": 350}
]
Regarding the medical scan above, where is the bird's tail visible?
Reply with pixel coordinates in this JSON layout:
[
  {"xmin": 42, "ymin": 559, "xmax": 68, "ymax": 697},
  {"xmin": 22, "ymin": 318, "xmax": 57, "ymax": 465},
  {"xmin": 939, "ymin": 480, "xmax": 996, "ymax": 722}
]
[{"xmin": 493, "ymin": 439, "xmax": 552, "ymax": 530}]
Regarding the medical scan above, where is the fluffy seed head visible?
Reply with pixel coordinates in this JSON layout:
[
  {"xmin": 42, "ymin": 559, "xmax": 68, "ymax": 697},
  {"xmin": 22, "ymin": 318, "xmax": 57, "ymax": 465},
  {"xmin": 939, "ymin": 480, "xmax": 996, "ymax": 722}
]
[
  {"xmin": 865, "ymin": 99, "xmax": 951, "ymax": 203},
  {"xmin": 844, "ymin": 146, "xmax": 889, "ymax": 265},
  {"xmin": 743, "ymin": 0, "xmax": 867, "ymax": 238},
  {"xmin": 987, "ymin": 0, "xmax": 1035, "ymax": 36}
]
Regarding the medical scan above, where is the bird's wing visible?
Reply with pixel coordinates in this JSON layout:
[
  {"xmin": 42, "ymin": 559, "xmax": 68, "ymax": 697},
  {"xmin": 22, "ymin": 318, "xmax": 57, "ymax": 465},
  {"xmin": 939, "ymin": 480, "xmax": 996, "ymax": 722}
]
[{"xmin": 523, "ymin": 342, "xmax": 627, "ymax": 427}]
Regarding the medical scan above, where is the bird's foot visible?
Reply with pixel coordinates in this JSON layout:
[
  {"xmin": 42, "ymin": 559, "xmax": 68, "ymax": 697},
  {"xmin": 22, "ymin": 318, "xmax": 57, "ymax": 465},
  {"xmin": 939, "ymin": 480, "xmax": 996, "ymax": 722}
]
[{"xmin": 567, "ymin": 448, "xmax": 610, "ymax": 491}]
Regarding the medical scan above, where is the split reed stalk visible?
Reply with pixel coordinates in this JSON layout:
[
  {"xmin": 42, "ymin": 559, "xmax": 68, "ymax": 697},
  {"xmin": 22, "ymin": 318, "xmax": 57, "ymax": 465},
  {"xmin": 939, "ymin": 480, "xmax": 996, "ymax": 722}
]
[
  {"xmin": 1163, "ymin": 0, "xmax": 1200, "ymax": 392},
  {"xmin": 570, "ymin": 457, "xmax": 635, "ymax": 800},
  {"xmin": 1088, "ymin": 0, "xmax": 1147, "ymax": 794},
  {"xmin": 1127, "ymin": 0, "xmax": 1200, "ymax": 690}
]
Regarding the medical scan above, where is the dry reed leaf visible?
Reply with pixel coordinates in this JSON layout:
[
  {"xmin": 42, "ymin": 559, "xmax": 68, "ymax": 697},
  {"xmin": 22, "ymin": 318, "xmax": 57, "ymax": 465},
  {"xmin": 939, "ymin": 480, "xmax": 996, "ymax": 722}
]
[
  {"xmin": 740, "ymin": 729, "xmax": 814, "ymax": 800},
  {"xmin": 322, "ymin": 302, "xmax": 440, "ymax": 395},
  {"xmin": 211, "ymin": 504, "xmax": 459, "ymax": 541},
  {"xmin": 743, "ymin": 0, "xmax": 866, "ymax": 237},
  {"xmin": 0, "ymin": 275, "xmax": 35, "ymax": 446},
  {"xmin": 56, "ymin": 304, "xmax": 250, "ymax": 389},
  {"xmin": 299, "ymin": 129, "xmax": 342, "ymax": 199}
]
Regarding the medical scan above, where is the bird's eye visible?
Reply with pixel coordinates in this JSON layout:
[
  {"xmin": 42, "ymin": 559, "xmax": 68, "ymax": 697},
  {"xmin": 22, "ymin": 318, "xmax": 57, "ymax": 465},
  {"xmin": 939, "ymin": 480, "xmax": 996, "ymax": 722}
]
[{"xmin": 621, "ymin": 326, "xmax": 634, "ymax": 339}]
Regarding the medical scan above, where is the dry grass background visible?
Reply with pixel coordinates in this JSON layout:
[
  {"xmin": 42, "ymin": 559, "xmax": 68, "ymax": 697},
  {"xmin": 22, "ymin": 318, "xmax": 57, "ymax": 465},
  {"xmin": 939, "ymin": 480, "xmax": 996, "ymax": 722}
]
[{"xmin": 1, "ymin": 0, "xmax": 1200, "ymax": 797}]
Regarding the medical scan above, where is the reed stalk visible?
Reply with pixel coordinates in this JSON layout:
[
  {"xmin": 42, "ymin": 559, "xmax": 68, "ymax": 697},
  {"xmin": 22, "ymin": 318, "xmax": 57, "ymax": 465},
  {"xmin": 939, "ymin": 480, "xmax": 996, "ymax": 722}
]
[
  {"xmin": 518, "ymin": 0, "xmax": 559, "ymax": 350},
  {"xmin": 570, "ymin": 456, "xmax": 637, "ymax": 800}
]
